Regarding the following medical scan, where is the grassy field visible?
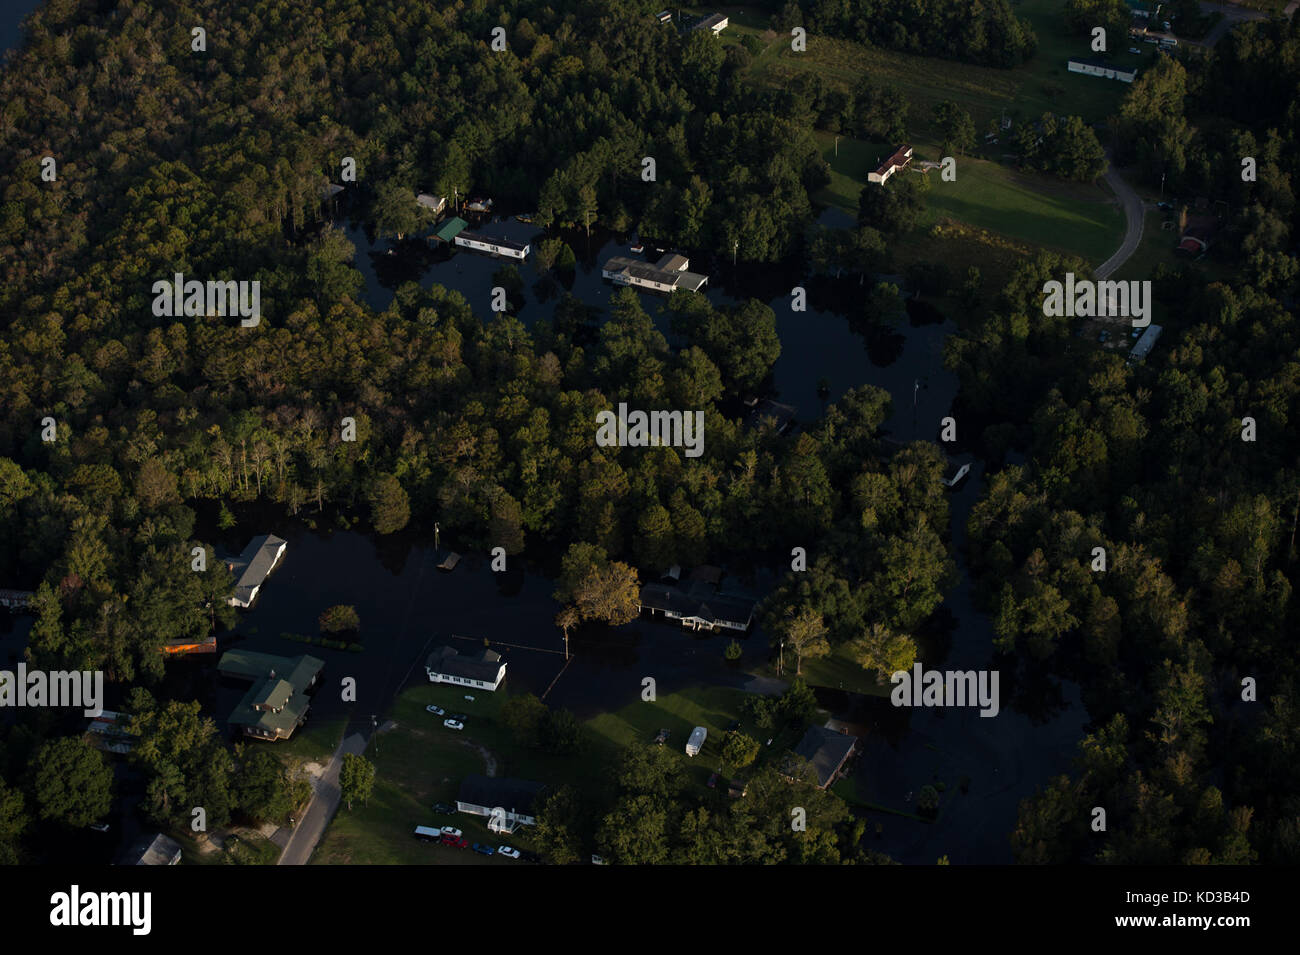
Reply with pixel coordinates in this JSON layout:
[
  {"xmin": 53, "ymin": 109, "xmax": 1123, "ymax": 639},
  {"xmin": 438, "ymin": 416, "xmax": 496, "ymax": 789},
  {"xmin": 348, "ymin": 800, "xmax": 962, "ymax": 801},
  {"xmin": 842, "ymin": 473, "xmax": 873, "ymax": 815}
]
[
  {"xmin": 798, "ymin": 645, "xmax": 894, "ymax": 697},
  {"xmin": 310, "ymin": 681, "xmax": 793, "ymax": 864},
  {"xmin": 816, "ymin": 132, "xmax": 1124, "ymax": 265},
  {"xmin": 741, "ymin": 0, "xmax": 1146, "ymax": 142}
]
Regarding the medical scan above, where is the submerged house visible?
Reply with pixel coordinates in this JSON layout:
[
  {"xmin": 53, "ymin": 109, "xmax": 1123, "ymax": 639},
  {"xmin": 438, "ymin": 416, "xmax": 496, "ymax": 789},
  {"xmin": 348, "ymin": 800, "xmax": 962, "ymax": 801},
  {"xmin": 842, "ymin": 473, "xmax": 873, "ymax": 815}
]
[
  {"xmin": 425, "ymin": 644, "xmax": 507, "ymax": 691},
  {"xmin": 638, "ymin": 581, "xmax": 757, "ymax": 632},
  {"xmin": 1067, "ymin": 58, "xmax": 1137, "ymax": 83},
  {"xmin": 454, "ymin": 230, "xmax": 530, "ymax": 259},
  {"xmin": 601, "ymin": 251, "xmax": 709, "ymax": 293},
  {"xmin": 218, "ymin": 650, "xmax": 324, "ymax": 741},
  {"xmin": 222, "ymin": 534, "xmax": 287, "ymax": 609}
]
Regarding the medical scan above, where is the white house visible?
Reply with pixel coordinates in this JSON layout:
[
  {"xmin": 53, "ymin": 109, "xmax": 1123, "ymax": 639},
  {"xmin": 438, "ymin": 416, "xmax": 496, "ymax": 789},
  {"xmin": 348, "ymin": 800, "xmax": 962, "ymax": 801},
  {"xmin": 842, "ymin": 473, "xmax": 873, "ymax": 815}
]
[
  {"xmin": 694, "ymin": 13, "xmax": 728, "ymax": 35},
  {"xmin": 416, "ymin": 193, "xmax": 447, "ymax": 215},
  {"xmin": 454, "ymin": 230, "xmax": 530, "ymax": 259},
  {"xmin": 456, "ymin": 775, "xmax": 546, "ymax": 833},
  {"xmin": 1067, "ymin": 58, "xmax": 1137, "ymax": 83},
  {"xmin": 601, "ymin": 252, "xmax": 708, "ymax": 293},
  {"xmin": 425, "ymin": 644, "xmax": 507, "ymax": 691},
  {"xmin": 867, "ymin": 145, "xmax": 913, "ymax": 184}
]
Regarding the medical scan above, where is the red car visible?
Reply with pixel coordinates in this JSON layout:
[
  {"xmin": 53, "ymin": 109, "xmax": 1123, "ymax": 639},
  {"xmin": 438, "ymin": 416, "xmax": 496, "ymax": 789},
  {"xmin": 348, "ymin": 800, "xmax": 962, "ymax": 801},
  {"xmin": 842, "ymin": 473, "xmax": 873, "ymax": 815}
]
[{"xmin": 441, "ymin": 834, "xmax": 468, "ymax": 849}]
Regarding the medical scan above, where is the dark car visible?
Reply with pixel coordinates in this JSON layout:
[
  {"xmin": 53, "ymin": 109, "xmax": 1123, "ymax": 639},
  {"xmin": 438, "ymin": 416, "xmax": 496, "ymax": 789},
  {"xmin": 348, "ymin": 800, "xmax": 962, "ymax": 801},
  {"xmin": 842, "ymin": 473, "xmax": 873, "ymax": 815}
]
[
  {"xmin": 449, "ymin": 713, "xmax": 469, "ymax": 723},
  {"xmin": 472, "ymin": 843, "xmax": 496, "ymax": 856},
  {"xmin": 433, "ymin": 803, "xmax": 456, "ymax": 814}
]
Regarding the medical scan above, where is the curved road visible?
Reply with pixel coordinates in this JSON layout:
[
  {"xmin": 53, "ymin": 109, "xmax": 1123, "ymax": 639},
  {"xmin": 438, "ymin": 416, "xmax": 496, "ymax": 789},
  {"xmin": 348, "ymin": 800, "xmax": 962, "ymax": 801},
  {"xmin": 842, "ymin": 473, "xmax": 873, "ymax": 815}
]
[{"xmin": 1096, "ymin": 161, "xmax": 1144, "ymax": 280}]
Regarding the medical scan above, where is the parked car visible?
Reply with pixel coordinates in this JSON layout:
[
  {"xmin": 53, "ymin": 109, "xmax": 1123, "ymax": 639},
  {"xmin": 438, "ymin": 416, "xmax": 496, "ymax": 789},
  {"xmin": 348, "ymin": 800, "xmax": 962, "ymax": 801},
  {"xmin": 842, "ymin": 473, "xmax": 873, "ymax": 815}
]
[
  {"xmin": 433, "ymin": 802, "xmax": 456, "ymax": 814},
  {"xmin": 440, "ymin": 826, "xmax": 463, "ymax": 839},
  {"xmin": 425, "ymin": 704, "xmax": 445, "ymax": 716},
  {"xmin": 654, "ymin": 728, "xmax": 670, "ymax": 745},
  {"xmin": 472, "ymin": 843, "xmax": 496, "ymax": 856},
  {"xmin": 443, "ymin": 719, "xmax": 464, "ymax": 731},
  {"xmin": 87, "ymin": 822, "xmax": 110, "ymax": 833},
  {"xmin": 463, "ymin": 694, "xmax": 476, "ymax": 701},
  {"xmin": 449, "ymin": 713, "xmax": 469, "ymax": 723},
  {"xmin": 497, "ymin": 846, "xmax": 521, "ymax": 859},
  {"xmin": 1128, "ymin": 46, "xmax": 1142, "ymax": 54},
  {"xmin": 444, "ymin": 836, "xmax": 469, "ymax": 849},
  {"xmin": 591, "ymin": 855, "xmax": 607, "ymax": 865}
]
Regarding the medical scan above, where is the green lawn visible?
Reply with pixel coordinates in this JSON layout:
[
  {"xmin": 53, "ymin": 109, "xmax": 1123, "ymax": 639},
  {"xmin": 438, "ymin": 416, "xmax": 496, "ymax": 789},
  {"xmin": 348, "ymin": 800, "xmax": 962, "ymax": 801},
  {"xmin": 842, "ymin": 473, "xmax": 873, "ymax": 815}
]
[
  {"xmin": 798, "ymin": 645, "xmax": 894, "ymax": 697},
  {"xmin": 311, "ymin": 681, "xmax": 805, "ymax": 862},
  {"xmin": 816, "ymin": 132, "xmax": 1123, "ymax": 266}
]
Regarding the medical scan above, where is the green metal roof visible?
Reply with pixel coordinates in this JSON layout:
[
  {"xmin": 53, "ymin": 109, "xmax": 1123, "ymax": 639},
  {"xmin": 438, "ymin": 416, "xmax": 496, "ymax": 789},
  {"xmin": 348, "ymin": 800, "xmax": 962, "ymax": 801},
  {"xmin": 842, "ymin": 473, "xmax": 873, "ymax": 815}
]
[{"xmin": 433, "ymin": 216, "xmax": 469, "ymax": 242}]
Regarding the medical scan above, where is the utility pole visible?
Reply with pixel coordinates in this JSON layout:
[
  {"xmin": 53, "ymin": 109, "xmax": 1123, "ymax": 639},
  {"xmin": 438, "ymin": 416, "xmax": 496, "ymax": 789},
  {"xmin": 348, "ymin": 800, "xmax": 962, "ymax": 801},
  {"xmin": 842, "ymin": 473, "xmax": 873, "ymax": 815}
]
[
  {"xmin": 732, "ymin": 239, "xmax": 738, "ymax": 266},
  {"xmin": 834, "ymin": 135, "xmax": 840, "ymax": 157},
  {"xmin": 434, "ymin": 522, "xmax": 440, "ymax": 552}
]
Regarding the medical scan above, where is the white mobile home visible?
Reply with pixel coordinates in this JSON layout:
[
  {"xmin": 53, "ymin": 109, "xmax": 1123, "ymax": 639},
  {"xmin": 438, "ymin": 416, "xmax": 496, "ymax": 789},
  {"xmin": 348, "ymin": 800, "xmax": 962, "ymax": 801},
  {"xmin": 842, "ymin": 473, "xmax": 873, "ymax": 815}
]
[
  {"xmin": 454, "ymin": 230, "xmax": 530, "ymax": 259},
  {"xmin": 686, "ymin": 726, "xmax": 707, "ymax": 756}
]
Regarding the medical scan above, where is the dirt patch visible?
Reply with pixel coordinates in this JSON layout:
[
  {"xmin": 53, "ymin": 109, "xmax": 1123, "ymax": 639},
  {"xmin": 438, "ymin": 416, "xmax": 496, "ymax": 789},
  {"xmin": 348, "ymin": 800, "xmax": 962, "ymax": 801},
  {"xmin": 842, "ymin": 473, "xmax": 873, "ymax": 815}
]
[{"xmin": 459, "ymin": 740, "xmax": 498, "ymax": 777}]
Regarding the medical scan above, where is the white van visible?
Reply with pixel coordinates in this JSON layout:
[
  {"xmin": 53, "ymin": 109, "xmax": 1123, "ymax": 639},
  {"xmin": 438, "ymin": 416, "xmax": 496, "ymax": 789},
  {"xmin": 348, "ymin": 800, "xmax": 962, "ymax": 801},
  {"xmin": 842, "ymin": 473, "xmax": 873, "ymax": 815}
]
[
  {"xmin": 414, "ymin": 825, "xmax": 440, "ymax": 842},
  {"xmin": 686, "ymin": 726, "xmax": 707, "ymax": 757}
]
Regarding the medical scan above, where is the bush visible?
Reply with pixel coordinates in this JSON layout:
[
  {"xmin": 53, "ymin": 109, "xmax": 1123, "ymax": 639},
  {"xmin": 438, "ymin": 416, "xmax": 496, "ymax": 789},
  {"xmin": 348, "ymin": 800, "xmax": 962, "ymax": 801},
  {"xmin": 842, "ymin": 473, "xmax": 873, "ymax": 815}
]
[
  {"xmin": 724, "ymin": 639, "xmax": 743, "ymax": 660},
  {"xmin": 319, "ymin": 604, "xmax": 360, "ymax": 634}
]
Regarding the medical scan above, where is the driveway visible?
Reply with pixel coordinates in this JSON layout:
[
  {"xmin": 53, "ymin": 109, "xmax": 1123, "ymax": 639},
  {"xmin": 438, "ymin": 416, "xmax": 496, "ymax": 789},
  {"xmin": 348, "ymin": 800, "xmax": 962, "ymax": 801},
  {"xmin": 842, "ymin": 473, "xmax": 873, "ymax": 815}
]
[
  {"xmin": 1096, "ymin": 160, "xmax": 1145, "ymax": 280},
  {"xmin": 278, "ymin": 731, "xmax": 368, "ymax": 865}
]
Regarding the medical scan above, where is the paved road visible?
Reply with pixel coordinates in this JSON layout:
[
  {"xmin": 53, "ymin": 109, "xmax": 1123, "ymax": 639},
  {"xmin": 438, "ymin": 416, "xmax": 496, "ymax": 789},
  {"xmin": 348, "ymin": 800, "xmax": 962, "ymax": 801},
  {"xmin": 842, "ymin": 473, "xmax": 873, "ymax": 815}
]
[
  {"xmin": 1096, "ymin": 160, "xmax": 1145, "ymax": 280},
  {"xmin": 1193, "ymin": 2, "xmax": 1273, "ymax": 48},
  {"xmin": 278, "ymin": 731, "xmax": 368, "ymax": 865}
]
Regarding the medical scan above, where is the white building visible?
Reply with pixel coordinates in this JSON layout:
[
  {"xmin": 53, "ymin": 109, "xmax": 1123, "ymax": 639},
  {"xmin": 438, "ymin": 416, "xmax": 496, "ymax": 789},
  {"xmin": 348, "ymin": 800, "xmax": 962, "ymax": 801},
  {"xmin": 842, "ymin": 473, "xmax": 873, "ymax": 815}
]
[
  {"xmin": 454, "ymin": 230, "xmax": 530, "ymax": 259},
  {"xmin": 1067, "ymin": 58, "xmax": 1137, "ymax": 83},
  {"xmin": 694, "ymin": 13, "xmax": 728, "ymax": 35},
  {"xmin": 416, "ymin": 193, "xmax": 447, "ymax": 215},
  {"xmin": 867, "ymin": 145, "xmax": 913, "ymax": 185},
  {"xmin": 425, "ymin": 644, "xmax": 507, "ymax": 691},
  {"xmin": 601, "ymin": 252, "xmax": 708, "ymax": 293},
  {"xmin": 456, "ymin": 775, "xmax": 545, "ymax": 833}
]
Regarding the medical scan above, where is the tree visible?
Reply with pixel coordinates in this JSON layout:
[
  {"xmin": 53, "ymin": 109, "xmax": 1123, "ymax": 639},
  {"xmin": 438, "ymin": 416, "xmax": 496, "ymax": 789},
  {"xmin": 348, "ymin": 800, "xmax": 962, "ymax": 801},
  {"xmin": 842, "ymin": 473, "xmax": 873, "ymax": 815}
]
[
  {"xmin": 0, "ymin": 777, "xmax": 27, "ymax": 864},
  {"xmin": 368, "ymin": 474, "xmax": 410, "ymax": 535},
  {"xmin": 848, "ymin": 623, "xmax": 918, "ymax": 681},
  {"xmin": 775, "ymin": 606, "xmax": 830, "ymax": 676},
  {"xmin": 542, "ymin": 708, "xmax": 585, "ymax": 755},
  {"xmin": 32, "ymin": 738, "xmax": 113, "ymax": 828},
  {"xmin": 339, "ymin": 754, "xmax": 376, "ymax": 811},
  {"xmin": 555, "ymin": 542, "xmax": 641, "ymax": 627},
  {"xmin": 724, "ymin": 639, "xmax": 743, "ymax": 661},
  {"xmin": 721, "ymin": 731, "xmax": 760, "ymax": 770},
  {"xmin": 501, "ymin": 693, "xmax": 549, "ymax": 748},
  {"xmin": 128, "ymin": 690, "xmax": 235, "ymax": 829},
  {"xmin": 373, "ymin": 181, "xmax": 419, "ymax": 239},
  {"xmin": 318, "ymin": 604, "xmax": 360, "ymax": 634},
  {"xmin": 534, "ymin": 785, "xmax": 583, "ymax": 864},
  {"xmin": 233, "ymin": 748, "xmax": 307, "ymax": 824},
  {"xmin": 933, "ymin": 100, "xmax": 977, "ymax": 156}
]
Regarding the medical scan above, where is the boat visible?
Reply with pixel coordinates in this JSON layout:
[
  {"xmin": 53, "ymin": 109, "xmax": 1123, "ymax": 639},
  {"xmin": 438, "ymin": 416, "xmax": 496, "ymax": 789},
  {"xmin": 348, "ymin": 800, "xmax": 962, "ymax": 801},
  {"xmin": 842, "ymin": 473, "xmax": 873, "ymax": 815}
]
[
  {"xmin": 630, "ymin": 243, "xmax": 645, "ymax": 254},
  {"xmin": 464, "ymin": 197, "xmax": 493, "ymax": 213}
]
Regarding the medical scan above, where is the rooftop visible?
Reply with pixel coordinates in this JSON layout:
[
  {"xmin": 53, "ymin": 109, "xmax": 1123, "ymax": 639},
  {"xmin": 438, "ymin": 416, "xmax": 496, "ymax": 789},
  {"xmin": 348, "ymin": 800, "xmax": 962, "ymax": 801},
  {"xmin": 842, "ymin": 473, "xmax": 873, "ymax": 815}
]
[
  {"xmin": 426, "ymin": 645, "xmax": 505, "ymax": 683},
  {"xmin": 793, "ymin": 725, "xmax": 858, "ymax": 788},
  {"xmin": 457, "ymin": 230, "xmax": 530, "ymax": 252}
]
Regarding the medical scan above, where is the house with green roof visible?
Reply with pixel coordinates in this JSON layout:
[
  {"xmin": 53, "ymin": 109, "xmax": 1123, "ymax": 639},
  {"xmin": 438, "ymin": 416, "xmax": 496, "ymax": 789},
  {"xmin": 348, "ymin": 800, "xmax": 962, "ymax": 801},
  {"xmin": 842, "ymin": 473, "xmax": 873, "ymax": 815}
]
[
  {"xmin": 218, "ymin": 650, "xmax": 324, "ymax": 741},
  {"xmin": 429, "ymin": 216, "xmax": 469, "ymax": 245}
]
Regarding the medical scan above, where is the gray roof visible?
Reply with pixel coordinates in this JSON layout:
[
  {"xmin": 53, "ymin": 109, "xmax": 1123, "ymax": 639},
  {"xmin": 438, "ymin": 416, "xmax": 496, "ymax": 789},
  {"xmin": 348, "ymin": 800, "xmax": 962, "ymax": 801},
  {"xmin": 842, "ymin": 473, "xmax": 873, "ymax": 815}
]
[
  {"xmin": 226, "ymin": 534, "xmax": 287, "ymax": 605},
  {"xmin": 130, "ymin": 833, "xmax": 183, "ymax": 865},
  {"xmin": 638, "ymin": 582, "xmax": 756, "ymax": 628},
  {"xmin": 456, "ymin": 230, "xmax": 529, "ymax": 253},
  {"xmin": 457, "ymin": 774, "xmax": 546, "ymax": 814},
  {"xmin": 794, "ymin": 726, "xmax": 858, "ymax": 788},
  {"xmin": 426, "ymin": 645, "xmax": 505, "ymax": 683}
]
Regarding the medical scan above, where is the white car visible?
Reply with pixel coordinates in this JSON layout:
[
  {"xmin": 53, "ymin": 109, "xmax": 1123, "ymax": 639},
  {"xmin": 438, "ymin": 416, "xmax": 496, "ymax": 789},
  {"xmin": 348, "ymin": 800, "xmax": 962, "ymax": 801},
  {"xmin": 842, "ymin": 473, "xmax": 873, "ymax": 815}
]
[
  {"xmin": 497, "ymin": 846, "xmax": 521, "ymax": 859},
  {"xmin": 1128, "ymin": 47, "xmax": 1141, "ymax": 54},
  {"xmin": 443, "ymin": 719, "xmax": 464, "ymax": 731},
  {"xmin": 463, "ymin": 694, "xmax": 476, "ymax": 701},
  {"xmin": 425, "ymin": 704, "xmax": 445, "ymax": 715},
  {"xmin": 440, "ymin": 826, "xmax": 462, "ymax": 839}
]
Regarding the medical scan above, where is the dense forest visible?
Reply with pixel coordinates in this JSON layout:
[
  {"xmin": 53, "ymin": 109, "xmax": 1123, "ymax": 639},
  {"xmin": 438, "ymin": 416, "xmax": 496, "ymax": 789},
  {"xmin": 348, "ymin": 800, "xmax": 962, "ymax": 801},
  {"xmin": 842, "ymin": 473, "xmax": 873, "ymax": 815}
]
[
  {"xmin": 950, "ymin": 16, "xmax": 1300, "ymax": 863},
  {"xmin": 0, "ymin": 0, "xmax": 1298, "ymax": 866}
]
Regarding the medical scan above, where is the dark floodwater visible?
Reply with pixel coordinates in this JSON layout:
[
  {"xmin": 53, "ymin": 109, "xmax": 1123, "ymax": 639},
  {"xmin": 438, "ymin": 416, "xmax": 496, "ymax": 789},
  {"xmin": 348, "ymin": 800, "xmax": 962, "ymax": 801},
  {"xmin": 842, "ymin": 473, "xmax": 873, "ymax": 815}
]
[
  {"xmin": 340, "ymin": 206, "xmax": 957, "ymax": 441},
  {"xmin": 0, "ymin": 0, "xmax": 40, "ymax": 61},
  {"xmin": 336, "ymin": 208, "xmax": 1090, "ymax": 863}
]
